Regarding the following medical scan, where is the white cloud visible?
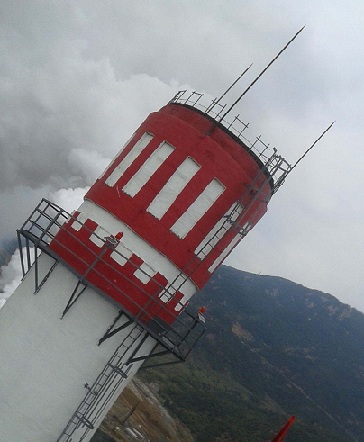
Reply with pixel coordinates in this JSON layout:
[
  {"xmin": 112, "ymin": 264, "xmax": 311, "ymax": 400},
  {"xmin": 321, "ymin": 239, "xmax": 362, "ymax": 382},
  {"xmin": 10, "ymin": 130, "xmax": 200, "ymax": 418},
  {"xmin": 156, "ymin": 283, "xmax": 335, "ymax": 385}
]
[
  {"xmin": 1, "ymin": 1, "xmax": 364, "ymax": 312},
  {"xmin": 50, "ymin": 187, "xmax": 88, "ymax": 213},
  {"xmin": 0, "ymin": 248, "xmax": 29, "ymax": 306}
]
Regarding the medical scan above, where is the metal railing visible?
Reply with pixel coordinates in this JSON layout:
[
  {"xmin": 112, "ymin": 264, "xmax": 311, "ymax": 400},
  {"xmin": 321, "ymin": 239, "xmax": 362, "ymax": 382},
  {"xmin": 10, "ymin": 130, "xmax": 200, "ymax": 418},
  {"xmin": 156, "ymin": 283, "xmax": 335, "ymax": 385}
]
[
  {"xmin": 17, "ymin": 199, "xmax": 205, "ymax": 363},
  {"xmin": 169, "ymin": 90, "xmax": 292, "ymax": 193}
]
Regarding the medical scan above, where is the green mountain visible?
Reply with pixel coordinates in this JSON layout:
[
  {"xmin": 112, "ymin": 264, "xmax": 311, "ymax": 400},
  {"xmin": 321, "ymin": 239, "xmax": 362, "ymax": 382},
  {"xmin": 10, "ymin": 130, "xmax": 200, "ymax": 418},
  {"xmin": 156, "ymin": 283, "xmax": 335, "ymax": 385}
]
[{"xmin": 139, "ymin": 266, "xmax": 364, "ymax": 441}]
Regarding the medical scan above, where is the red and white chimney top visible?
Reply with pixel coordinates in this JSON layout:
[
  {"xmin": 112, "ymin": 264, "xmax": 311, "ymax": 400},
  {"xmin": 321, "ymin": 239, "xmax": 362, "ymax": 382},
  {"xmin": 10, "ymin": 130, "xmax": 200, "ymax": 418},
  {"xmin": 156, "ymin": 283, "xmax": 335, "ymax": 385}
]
[{"xmin": 49, "ymin": 96, "xmax": 274, "ymax": 327}]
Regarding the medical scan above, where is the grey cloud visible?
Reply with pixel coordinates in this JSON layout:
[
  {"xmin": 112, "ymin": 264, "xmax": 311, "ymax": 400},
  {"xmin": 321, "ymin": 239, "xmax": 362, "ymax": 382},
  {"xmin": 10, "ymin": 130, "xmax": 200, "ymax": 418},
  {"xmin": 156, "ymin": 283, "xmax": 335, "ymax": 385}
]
[{"xmin": 1, "ymin": 0, "xmax": 364, "ymax": 312}]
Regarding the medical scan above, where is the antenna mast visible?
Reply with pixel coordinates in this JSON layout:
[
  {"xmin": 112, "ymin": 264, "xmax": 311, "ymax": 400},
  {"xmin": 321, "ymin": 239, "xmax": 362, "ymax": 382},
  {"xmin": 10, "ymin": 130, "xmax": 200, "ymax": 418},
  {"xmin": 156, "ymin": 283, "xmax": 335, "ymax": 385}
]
[
  {"xmin": 290, "ymin": 121, "xmax": 335, "ymax": 171},
  {"xmin": 206, "ymin": 64, "xmax": 253, "ymax": 113},
  {"xmin": 219, "ymin": 26, "xmax": 305, "ymax": 121},
  {"xmin": 273, "ymin": 122, "xmax": 335, "ymax": 193}
]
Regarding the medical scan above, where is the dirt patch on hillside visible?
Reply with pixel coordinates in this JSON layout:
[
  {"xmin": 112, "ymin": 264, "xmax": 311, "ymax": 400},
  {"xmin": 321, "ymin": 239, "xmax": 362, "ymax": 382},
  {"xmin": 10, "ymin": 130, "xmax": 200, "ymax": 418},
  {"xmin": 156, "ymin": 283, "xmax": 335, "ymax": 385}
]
[{"xmin": 97, "ymin": 377, "xmax": 193, "ymax": 442}]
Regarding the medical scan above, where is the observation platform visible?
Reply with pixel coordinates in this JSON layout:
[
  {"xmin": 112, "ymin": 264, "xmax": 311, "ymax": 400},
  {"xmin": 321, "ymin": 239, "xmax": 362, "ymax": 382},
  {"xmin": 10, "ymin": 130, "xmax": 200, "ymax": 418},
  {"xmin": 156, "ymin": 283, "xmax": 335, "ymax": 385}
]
[{"xmin": 17, "ymin": 199, "xmax": 205, "ymax": 367}]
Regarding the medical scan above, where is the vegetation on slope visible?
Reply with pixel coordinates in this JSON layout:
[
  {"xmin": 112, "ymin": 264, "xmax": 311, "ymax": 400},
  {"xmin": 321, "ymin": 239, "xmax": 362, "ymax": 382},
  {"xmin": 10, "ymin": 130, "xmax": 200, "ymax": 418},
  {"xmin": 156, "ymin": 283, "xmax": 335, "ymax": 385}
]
[
  {"xmin": 141, "ymin": 266, "xmax": 364, "ymax": 441},
  {"xmin": 95, "ymin": 265, "xmax": 364, "ymax": 441}
]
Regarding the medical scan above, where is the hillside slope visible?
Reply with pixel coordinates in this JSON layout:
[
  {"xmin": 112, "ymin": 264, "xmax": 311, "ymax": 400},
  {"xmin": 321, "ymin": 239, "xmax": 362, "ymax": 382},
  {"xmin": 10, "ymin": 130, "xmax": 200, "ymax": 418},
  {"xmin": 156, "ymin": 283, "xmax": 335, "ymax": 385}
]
[
  {"xmin": 95, "ymin": 266, "xmax": 364, "ymax": 441},
  {"xmin": 92, "ymin": 377, "xmax": 193, "ymax": 442}
]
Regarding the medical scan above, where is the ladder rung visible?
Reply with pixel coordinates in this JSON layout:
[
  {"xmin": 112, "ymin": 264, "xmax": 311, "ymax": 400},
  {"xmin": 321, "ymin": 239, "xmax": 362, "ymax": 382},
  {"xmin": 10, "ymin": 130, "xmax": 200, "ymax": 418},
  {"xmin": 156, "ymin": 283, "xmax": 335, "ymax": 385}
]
[{"xmin": 109, "ymin": 365, "xmax": 127, "ymax": 377}]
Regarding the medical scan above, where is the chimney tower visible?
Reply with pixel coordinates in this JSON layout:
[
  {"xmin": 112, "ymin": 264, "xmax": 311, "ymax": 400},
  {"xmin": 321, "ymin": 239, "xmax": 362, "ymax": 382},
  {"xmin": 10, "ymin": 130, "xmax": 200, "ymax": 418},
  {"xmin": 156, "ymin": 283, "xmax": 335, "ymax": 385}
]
[{"xmin": 0, "ymin": 31, "xmax": 331, "ymax": 442}]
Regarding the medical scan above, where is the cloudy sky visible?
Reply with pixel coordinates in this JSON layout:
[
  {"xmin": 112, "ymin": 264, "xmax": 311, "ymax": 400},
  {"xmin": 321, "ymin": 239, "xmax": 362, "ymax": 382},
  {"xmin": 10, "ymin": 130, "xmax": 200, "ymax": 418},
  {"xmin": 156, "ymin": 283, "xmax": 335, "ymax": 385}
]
[{"xmin": 1, "ymin": 1, "xmax": 364, "ymax": 311}]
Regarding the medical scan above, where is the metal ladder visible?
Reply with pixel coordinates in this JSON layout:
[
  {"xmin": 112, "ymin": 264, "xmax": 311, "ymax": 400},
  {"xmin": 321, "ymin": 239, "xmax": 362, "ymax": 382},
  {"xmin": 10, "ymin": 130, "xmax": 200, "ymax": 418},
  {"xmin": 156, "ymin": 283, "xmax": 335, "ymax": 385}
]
[
  {"xmin": 171, "ymin": 162, "xmax": 271, "ymax": 299},
  {"xmin": 57, "ymin": 323, "xmax": 147, "ymax": 442}
]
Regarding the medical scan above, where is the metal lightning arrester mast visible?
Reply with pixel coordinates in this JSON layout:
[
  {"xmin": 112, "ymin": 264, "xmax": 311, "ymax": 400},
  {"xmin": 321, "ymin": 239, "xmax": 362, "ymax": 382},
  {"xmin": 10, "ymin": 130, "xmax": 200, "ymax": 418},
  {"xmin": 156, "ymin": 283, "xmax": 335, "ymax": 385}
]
[{"xmin": 0, "ymin": 29, "xmax": 332, "ymax": 442}]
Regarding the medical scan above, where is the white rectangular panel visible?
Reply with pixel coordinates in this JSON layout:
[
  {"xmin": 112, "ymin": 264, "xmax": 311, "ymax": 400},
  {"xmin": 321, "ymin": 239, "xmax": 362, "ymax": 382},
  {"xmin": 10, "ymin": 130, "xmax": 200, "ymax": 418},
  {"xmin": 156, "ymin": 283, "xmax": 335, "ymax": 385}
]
[
  {"xmin": 208, "ymin": 233, "xmax": 241, "ymax": 273},
  {"xmin": 195, "ymin": 202, "xmax": 243, "ymax": 258},
  {"xmin": 98, "ymin": 133, "xmax": 134, "ymax": 180},
  {"xmin": 105, "ymin": 133, "xmax": 154, "ymax": 187},
  {"xmin": 134, "ymin": 262, "xmax": 157, "ymax": 284},
  {"xmin": 171, "ymin": 178, "xmax": 225, "ymax": 238},
  {"xmin": 123, "ymin": 141, "xmax": 174, "ymax": 197},
  {"xmin": 147, "ymin": 157, "xmax": 200, "ymax": 219},
  {"xmin": 90, "ymin": 225, "xmax": 111, "ymax": 247},
  {"xmin": 70, "ymin": 212, "xmax": 88, "ymax": 231},
  {"xmin": 110, "ymin": 243, "xmax": 133, "ymax": 267}
]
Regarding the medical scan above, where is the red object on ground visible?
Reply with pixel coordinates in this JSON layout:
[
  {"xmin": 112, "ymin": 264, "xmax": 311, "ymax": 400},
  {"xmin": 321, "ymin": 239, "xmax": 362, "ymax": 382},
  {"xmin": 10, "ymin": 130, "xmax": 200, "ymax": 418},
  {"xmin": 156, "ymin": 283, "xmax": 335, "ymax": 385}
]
[{"xmin": 271, "ymin": 416, "xmax": 296, "ymax": 442}]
